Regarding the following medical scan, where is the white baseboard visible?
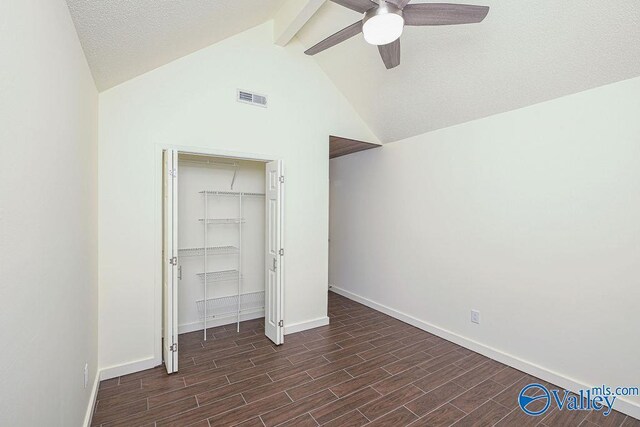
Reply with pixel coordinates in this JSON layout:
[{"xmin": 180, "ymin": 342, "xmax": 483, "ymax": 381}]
[
  {"xmin": 85, "ymin": 313, "xmax": 328, "ymax": 424},
  {"xmin": 178, "ymin": 310, "xmax": 265, "ymax": 334},
  {"xmin": 285, "ymin": 316, "xmax": 330, "ymax": 335},
  {"xmin": 83, "ymin": 371, "xmax": 100, "ymax": 427},
  {"xmin": 330, "ymin": 286, "xmax": 640, "ymax": 420},
  {"xmin": 99, "ymin": 357, "xmax": 159, "ymax": 381}
]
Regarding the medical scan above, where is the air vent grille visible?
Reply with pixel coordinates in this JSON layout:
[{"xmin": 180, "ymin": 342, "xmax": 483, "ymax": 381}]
[{"xmin": 237, "ymin": 89, "xmax": 267, "ymax": 108}]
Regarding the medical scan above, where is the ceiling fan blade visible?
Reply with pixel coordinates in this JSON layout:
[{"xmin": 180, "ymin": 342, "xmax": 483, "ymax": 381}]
[
  {"xmin": 403, "ymin": 3, "xmax": 489, "ymax": 26},
  {"xmin": 330, "ymin": 0, "xmax": 377, "ymax": 13},
  {"xmin": 305, "ymin": 21, "xmax": 364, "ymax": 55},
  {"xmin": 384, "ymin": 0, "xmax": 412, "ymax": 9},
  {"xmin": 378, "ymin": 38, "xmax": 400, "ymax": 69}
]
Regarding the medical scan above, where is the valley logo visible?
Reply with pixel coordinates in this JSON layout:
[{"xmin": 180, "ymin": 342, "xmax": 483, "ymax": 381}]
[{"xmin": 518, "ymin": 383, "xmax": 617, "ymax": 417}]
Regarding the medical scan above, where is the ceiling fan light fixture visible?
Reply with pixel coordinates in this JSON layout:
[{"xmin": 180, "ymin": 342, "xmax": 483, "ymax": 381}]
[{"xmin": 362, "ymin": 1, "xmax": 404, "ymax": 46}]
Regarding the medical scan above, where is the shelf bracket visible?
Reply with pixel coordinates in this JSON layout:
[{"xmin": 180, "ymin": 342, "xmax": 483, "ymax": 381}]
[{"xmin": 230, "ymin": 167, "xmax": 238, "ymax": 190}]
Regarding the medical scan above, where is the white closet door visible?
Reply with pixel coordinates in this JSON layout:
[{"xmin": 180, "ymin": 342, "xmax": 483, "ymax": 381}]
[
  {"xmin": 265, "ymin": 160, "xmax": 284, "ymax": 345},
  {"xmin": 163, "ymin": 149, "xmax": 179, "ymax": 373}
]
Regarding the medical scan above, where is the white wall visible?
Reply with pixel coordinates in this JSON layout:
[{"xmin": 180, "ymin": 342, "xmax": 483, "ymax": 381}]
[
  {"xmin": 0, "ymin": 0, "xmax": 99, "ymax": 425},
  {"xmin": 330, "ymin": 76, "xmax": 640, "ymax": 418},
  {"xmin": 98, "ymin": 22, "xmax": 377, "ymax": 375}
]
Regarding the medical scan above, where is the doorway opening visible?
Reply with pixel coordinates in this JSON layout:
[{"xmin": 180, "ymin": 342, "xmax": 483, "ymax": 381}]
[{"xmin": 162, "ymin": 150, "xmax": 284, "ymax": 374}]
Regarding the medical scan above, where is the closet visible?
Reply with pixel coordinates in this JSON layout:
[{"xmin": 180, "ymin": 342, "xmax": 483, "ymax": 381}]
[
  {"xmin": 179, "ymin": 154, "xmax": 266, "ymax": 337},
  {"xmin": 162, "ymin": 150, "xmax": 284, "ymax": 374}
]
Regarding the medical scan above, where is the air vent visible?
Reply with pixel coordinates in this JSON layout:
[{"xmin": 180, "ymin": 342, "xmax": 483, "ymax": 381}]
[{"xmin": 237, "ymin": 89, "xmax": 267, "ymax": 108}]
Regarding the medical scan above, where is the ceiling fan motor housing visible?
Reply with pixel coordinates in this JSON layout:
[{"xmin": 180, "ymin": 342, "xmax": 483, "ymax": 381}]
[{"xmin": 363, "ymin": 1, "xmax": 405, "ymax": 45}]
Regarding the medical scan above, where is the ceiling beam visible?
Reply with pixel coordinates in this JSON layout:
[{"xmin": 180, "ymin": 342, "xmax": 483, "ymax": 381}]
[{"xmin": 273, "ymin": 0, "xmax": 325, "ymax": 47}]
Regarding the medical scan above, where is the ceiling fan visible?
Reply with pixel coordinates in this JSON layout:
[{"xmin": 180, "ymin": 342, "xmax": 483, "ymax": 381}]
[{"xmin": 305, "ymin": 0, "xmax": 489, "ymax": 69}]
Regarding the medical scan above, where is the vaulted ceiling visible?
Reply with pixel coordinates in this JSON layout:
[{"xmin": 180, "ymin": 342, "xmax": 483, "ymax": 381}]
[
  {"xmin": 298, "ymin": 0, "xmax": 640, "ymax": 141},
  {"xmin": 66, "ymin": 0, "xmax": 286, "ymax": 90},
  {"xmin": 67, "ymin": 0, "xmax": 640, "ymax": 142}
]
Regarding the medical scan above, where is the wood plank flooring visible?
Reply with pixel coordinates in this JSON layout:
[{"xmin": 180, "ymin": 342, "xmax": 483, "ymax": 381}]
[{"xmin": 91, "ymin": 292, "xmax": 639, "ymax": 426}]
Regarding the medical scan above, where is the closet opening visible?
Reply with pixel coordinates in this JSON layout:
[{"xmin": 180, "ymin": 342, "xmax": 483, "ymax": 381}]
[{"xmin": 162, "ymin": 149, "xmax": 284, "ymax": 374}]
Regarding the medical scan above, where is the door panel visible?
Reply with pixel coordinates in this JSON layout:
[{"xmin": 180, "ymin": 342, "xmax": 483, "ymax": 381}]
[
  {"xmin": 163, "ymin": 149, "xmax": 179, "ymax": 373},
  {"xmin": 265, "ymin": 160, "xmax": 284, "ymax": 345},
  {"xmin": 268, "ymin": 269, "xmax": 277, "ymax": 325}
]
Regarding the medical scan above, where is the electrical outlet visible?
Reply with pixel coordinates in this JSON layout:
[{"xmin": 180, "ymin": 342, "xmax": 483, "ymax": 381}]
[
  {"xmin": 471, "ymin": 309, "xmax": 480, "ymax": 324},
  {"xmin": 84, "ymin": 363, "xmax": 89, "ymax": 389}
]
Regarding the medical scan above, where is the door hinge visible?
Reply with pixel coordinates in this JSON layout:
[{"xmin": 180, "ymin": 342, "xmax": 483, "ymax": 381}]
[
  {"xmin": 273, "ymin": 258, "xmax": 277, "ymax": 270},
  {"xmin": 278, "ymin": 320, "xmax": 284, "ymax": 327},
  {"xmin": 169, "ymin": 168, "xmax": 177, "ymax": 178},
  {"xmin": 279, "ymin": 175, "xmax": 285, "ymax": 183},
  {"xmin": 279, "ymin": 248, "xmax": 284, "ymax": 256},
  {"xmin": 169, "ymin": 256, "xmax": 178, "ymax": 265},
  {"xmin": 170, "ymin": 343, "xmax": 178, "ymax": 352}
]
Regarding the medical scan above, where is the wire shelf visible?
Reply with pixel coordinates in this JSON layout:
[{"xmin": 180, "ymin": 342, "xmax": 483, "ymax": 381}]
[
  {"xmin": 196, "ymin": 291, "xmax": 265, "ymax": 320},
  {"xmin": 197, "ymin": 269, "xmax": 241, "ymax": 282},
  {"xmin": 200, "ymin": 190, "xmax": 265, "ymax": 197},
  {"xmin": 178, "ymin": 246, "xmax": 239, "ymax": 257},
  {"xmin": 198, "ymin": 218, "xmax": 245, "ymax": 224}
]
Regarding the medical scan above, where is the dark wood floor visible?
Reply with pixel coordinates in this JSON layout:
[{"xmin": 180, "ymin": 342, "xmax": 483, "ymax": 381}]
[{"xmin": 92, "ymin": 292, "xmax": 639, "ymax": 427}]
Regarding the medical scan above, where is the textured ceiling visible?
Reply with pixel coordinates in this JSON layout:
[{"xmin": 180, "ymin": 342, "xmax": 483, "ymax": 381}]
[
  {"xmin": 66, "ymin": 0, "xmax": 285, "ymax": 90},
  {"xmin": 297, "ymin": 0, "xmax": 640, "ymax": 142},
  {"xmin": 67, "ymin": 0, "xmax": 640, "ymax": 142}
]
